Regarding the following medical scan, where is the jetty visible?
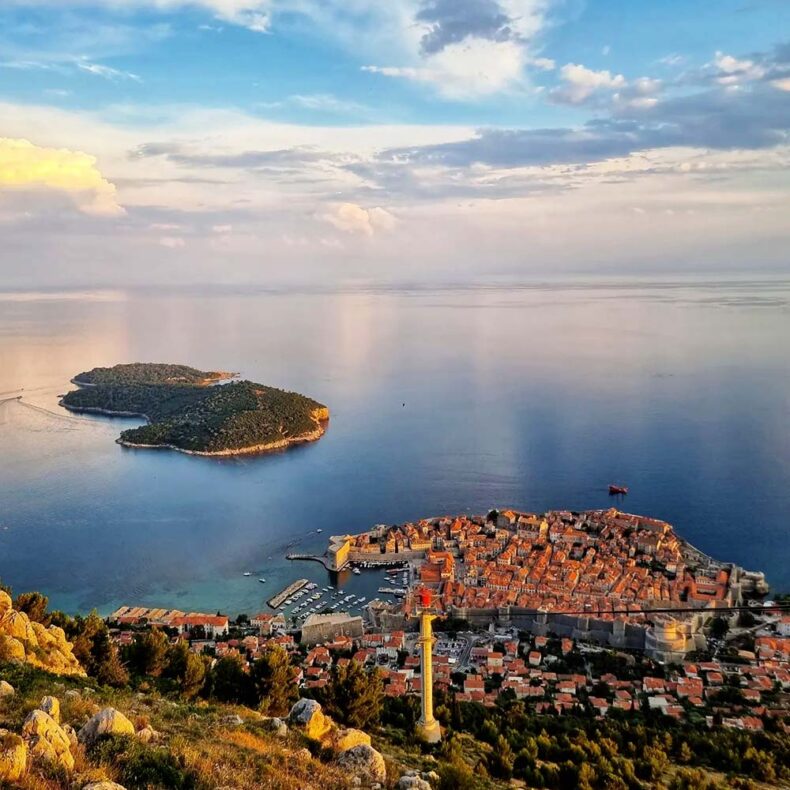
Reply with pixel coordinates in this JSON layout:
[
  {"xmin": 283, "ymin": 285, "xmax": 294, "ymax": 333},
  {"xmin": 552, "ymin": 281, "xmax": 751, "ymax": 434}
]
[
  {"xmin": 286, "ymin": 553, "xmax": 335, "ymax": 570},
  {"xmin": 268, "ymin": 578, "xmax": 309, "ymax": 609}
]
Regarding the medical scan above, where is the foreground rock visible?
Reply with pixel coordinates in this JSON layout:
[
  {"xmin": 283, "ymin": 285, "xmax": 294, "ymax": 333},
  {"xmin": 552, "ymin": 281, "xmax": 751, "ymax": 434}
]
[
  {"xmin": 0, "ymin": 590, "xmax": 85, "ymax": 676},
  {"xmin": 0, "ymin": 729, "xmax": 27, "ymax": 783},
  {"xmin": 83, "ymin": 782, "xmax": 128, "ymax": 790},
  {"xmin": 288, "ymin": 699, "xmax": 333, "ymax": 741},
  {"xmin": 0, "ymin": 680, "xmax": 14, "ymax": 697},
  {"xmin": 78, "ymin": 707, "xmax": 135, "ymax": 745},
  {"xmin": 22, "ymin": 707, "xmax": 75, "ymax": 771},
  {"xmin": 337, "ymin": 744, "xmax": 387, "ymax": 785}
]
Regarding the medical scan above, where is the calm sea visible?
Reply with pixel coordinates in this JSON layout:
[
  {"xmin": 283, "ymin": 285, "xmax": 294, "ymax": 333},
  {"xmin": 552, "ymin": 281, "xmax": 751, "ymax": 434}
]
[{"xmin": 1, "ymin": 278, "xmax": 788, "ymax": 615}]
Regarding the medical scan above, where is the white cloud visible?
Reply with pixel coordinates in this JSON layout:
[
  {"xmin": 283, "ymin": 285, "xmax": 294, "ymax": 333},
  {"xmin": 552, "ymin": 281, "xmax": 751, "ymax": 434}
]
[
  {"xmin": 159, "ymin": 236, "xmax": 186, "ymax": 248},
  {"xmin": 710, "ymin": 52, "xmax": 766, "ymax": 85},
  {"xmin": 4, "ymin": 0, "xmax": 272, "ymax": 32},
  {"xmin": 0, "ymin": 137, "xmax": 124, "ymax": 216},
  {"xmin": 552, "ymin": 63, "xmax": 626, "ymax": 104},
  {"xmin": 77, "ymin": 60, "xmax": 142, "ymax": 81},
  {"xmin": 361, "ymin": 0, "xmax": 553, "ymax": 98},
  {"xmin": 321, "ymin": 203, "xmax": 397, "ymax": 236},
  {"xmin": 365, "ymin": 38, "xmax": 528, "ymax": 98},
  {"xmin": 771, "ymin": 78, "xmax": 790, "ymax": 92}
]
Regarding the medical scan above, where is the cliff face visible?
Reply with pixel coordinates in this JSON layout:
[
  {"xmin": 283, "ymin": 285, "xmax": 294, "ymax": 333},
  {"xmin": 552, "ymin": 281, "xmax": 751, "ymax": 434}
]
[{"xmin": 0, "ymin": 592, "xmax": 85, "ymax": 677}]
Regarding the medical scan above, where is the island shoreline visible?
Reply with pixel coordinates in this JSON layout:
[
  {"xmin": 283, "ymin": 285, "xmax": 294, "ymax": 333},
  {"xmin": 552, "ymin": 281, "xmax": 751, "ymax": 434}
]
[{"xmin": 61, "ymin": 399, "xmax": 327, "ymax": 456}]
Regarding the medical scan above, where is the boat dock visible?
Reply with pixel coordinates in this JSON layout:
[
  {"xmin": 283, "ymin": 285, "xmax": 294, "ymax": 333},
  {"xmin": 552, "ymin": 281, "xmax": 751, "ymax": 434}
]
[{"xmin": 268, "ymin": 578, "xmax": 309, "ymax": 609}]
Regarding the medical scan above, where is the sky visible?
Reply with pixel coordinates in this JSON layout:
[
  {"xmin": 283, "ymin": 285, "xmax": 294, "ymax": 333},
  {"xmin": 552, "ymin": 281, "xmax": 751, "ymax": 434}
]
[{"xmin": 0, "ymin": 0, "xmax": 789, "ymax": 287}]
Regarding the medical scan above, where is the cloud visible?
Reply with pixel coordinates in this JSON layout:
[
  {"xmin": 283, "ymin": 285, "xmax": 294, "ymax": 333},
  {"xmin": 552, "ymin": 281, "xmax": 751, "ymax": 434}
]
[
  {"xmin": 3, "ymin": 1, "xmax": 273, "ymax": 33},
  {"xmin": 711, "ymin": 51, "xmax": 766, "ymax": 86},
  {"xmin": 364, "ymin": 37, "xmax": 528, "ymax": 98},
  {"xmin": 416, "ymin": 0, "xmax": 515, "ymax": 55},
  {"xmin": 0, "ymin": 137, "xmax": 123, "ymax": 216},
  {"xmin": 551, "ymin": 63, "xmax": 626, "ymax": 104},
  {"xmin": 362, "ymin": 0, "xmax": 552, "ymax": 98},
  {"xmin": 77, "ymin": 60, "xmax": 141, "ymax": 81},
  {"xmin": 321, "ymin": 203, "xmax": 397, "ymax": 236}
]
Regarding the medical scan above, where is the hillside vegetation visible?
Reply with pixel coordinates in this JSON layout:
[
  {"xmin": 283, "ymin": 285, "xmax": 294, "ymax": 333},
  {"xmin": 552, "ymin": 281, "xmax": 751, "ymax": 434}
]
[
  {"xmin": 61, "ymin": 364, "xmax": 329, "ymax": 456},
  {"xmin": 72, "ymin": 364, "xmax": 230, "ymax": 387}
]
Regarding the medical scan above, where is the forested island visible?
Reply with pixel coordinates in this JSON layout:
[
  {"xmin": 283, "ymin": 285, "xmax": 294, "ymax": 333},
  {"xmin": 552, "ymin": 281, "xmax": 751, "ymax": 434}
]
[{"xmin": 61, "ymin": 362, "xmax": 329, "ymax": 456}]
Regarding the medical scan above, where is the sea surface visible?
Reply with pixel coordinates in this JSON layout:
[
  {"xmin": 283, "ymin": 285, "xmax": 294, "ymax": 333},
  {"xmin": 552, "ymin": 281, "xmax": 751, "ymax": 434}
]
[{"xmin": 1, "ymin": 277, "xmax": 789, "ymax": 616}]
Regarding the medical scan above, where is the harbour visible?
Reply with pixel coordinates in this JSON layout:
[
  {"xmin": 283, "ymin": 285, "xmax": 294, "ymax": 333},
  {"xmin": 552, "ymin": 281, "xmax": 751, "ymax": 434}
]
[{"xmin": 267, "ymin": 578, "xmax": 309, "ymax": 609}]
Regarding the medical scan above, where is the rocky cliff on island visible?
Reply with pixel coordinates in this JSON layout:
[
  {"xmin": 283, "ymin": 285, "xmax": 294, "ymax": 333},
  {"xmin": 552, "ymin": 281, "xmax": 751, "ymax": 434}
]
[{"xmin": 60, "ymin": 362, "xmax": 329, "ymax": 457}]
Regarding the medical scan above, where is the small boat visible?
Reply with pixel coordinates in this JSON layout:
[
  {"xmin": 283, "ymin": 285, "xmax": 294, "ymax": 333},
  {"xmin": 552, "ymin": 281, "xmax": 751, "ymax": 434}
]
[
  {"xmin": 258, "ymin": 578, "xmax": 266, "ymax": 583},
  {"xmin": 608, "ymin": 484, "xmax": 628, "ymax": 496},
  {"xmin": 352, "ymin": 567, "xmax": 361, "ymax": 575},
  {"xmin": 316, "ymin": 529, "xmax": 323, "ymax": 533},
  {"xmin": 243, "ymin": 572, "xmax": 252, "ymax": 577}
]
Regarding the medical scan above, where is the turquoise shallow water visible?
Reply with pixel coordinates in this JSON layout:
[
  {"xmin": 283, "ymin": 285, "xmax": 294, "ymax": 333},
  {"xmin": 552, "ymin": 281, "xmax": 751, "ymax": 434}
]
[{"xmin": 1, "ymin": 278, "xmax": 789, "ymax": 615}]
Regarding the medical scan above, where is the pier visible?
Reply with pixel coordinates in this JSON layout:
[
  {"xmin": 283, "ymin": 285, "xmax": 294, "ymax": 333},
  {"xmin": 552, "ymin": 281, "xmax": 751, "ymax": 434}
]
[
  {"xmin": 268, "ymin": 578, "xmax": 309, "ymax": 609},
  {"xmin": 286, "ymin": 553, "xmax": 340, "ymax": 570}
]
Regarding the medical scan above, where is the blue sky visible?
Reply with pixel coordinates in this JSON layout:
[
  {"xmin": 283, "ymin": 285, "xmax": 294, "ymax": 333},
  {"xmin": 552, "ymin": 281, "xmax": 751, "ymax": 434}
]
[{"xmin": 0, "ymin": 0, "xmax": 788, "ymax": 286}]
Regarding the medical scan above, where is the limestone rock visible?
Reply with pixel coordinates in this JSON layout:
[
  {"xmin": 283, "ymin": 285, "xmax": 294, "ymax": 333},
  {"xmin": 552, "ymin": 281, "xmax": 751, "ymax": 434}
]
[
  {"xmin": 40, "ymin": 695, "xmax": 61, "ymax": 723},
  {"xmin": 63, "ymin": 724, "xmax": 79, "ymax": 748},
  {"xmin": 78, "ymin": 707, "xmax": 135, "ymax": 745},
  {"xmin": 0, "ymin": 680, "xmax": 14, "ymax": 697},
  {"xmin": 288, "ymin": 699, "xmax": 333, "ymax": 741},
  {"xmin": 136, "ymin": 725, "xmax": 161, "ymax": 744},
  {"xmin": 262, "ymin": 717, "xmax": 288, "ymax": 738},
  {"xmin": 398, "ymin": 775, "xmax": 432, "ymax": 790},
  {"xmin": 0, "ymin": 729, "xmax": 27, "ymax": 783},
  {"xmin": 0, "ymin": 591, "xmax": 10, "ymax": 615},
  {"xmin": 0, "ymin": 634, "xmax": 26, "ymax": 663},
  {"xmin": 332, "ymin": 727, "xmax": 371, "ymax": 753},
  {"xmin": 221, "ymin": 714, "xmax": 244, "ymax": 727},
  {"xmin": 83, "ymin": 782, "xmax": 128, "ymax": 790},
  {"xmin": 22, "ymin": 709, "xmax": 74, "ymax": 771},
  {"xmin": 65, "ymin": 689, "xmax": 81, "ymax": 700},
  {"xmin": 336, "ymin": 744, "xmax": 386, "ymax": 785}
]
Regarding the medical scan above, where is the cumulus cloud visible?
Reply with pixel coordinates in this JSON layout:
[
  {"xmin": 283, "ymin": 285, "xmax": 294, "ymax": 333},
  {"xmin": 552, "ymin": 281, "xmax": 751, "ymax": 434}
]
[
  {"xmin": 321, "ymin": 203, "xmax": 397, "ymax": 236},
  {"xmin": 0, "ymin": 137, "xmax": 123, "ymax": 216},
  {"xmin": 363, "ymin": 0, "xmax": 552, "ymax": 98}
]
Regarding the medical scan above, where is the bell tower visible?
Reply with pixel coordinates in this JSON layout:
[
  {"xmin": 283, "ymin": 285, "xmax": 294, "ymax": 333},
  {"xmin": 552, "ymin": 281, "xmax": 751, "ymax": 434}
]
[{"xmin": 414, "ymin": 587, "xmax": 442, "ymax": 743}]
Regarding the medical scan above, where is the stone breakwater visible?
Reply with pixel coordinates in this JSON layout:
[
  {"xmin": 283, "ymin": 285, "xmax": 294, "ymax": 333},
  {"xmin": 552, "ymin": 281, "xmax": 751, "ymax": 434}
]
[{"xmin": 0, "ymin": 591, "xmax": 84, "ymax": 677}]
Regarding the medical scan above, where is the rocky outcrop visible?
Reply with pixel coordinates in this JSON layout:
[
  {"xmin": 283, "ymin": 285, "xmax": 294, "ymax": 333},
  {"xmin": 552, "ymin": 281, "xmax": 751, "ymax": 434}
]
[
  {"xmin": 262, "ymin": 717, "xmax": 288, "ymax": 738},
  {"xmin": 83, "ymin": 782, "xmax": 128, "ymax": 790},
  {"xmin": 136, "ymin": 725, "xmax": 161, "ymax": 744},
  {"xmin": 0, "ymin": 729, "xmax": 27, "ymax": 783},
  {"xmin": 337, "ymin": 744, "xmax": 387, "ymax": 785},
  {"xmin": 288, "ymin": 699, "xmax": 333, "ymax": 741},
  {"xmin": 288, "ymin": 699, "xmax": 387, "ymax": 786},
  {"xmin": 78, "ymin": 707, "xmax": 135, "ymax": 745},
  {"xmin": 331, "ymin": 727, "xmax": 371, "ymax": 752},
  {"xmin": 40, "ymin": 694, "xmax": 61, "ymax": 723},
  {"xmin": 22, "ymin": 707, "xmax": 75, "ymax": 771},
  {"xmin": 397, "ymin": 772, "xmax": 432, "ymax": 790},
  {"xmin": 0, "ymin": 679, "xmax": 14, "ymax": 697},
  {"xmin": 0, "ymin": 591, "xmax": 85, "ymax": 676}
]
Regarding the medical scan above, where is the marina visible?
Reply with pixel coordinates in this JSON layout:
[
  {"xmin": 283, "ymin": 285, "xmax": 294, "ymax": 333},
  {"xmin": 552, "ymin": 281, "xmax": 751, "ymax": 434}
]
[{"xmin": 267, "ymin": 578, "xmax": 309, "ymax": 609}]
